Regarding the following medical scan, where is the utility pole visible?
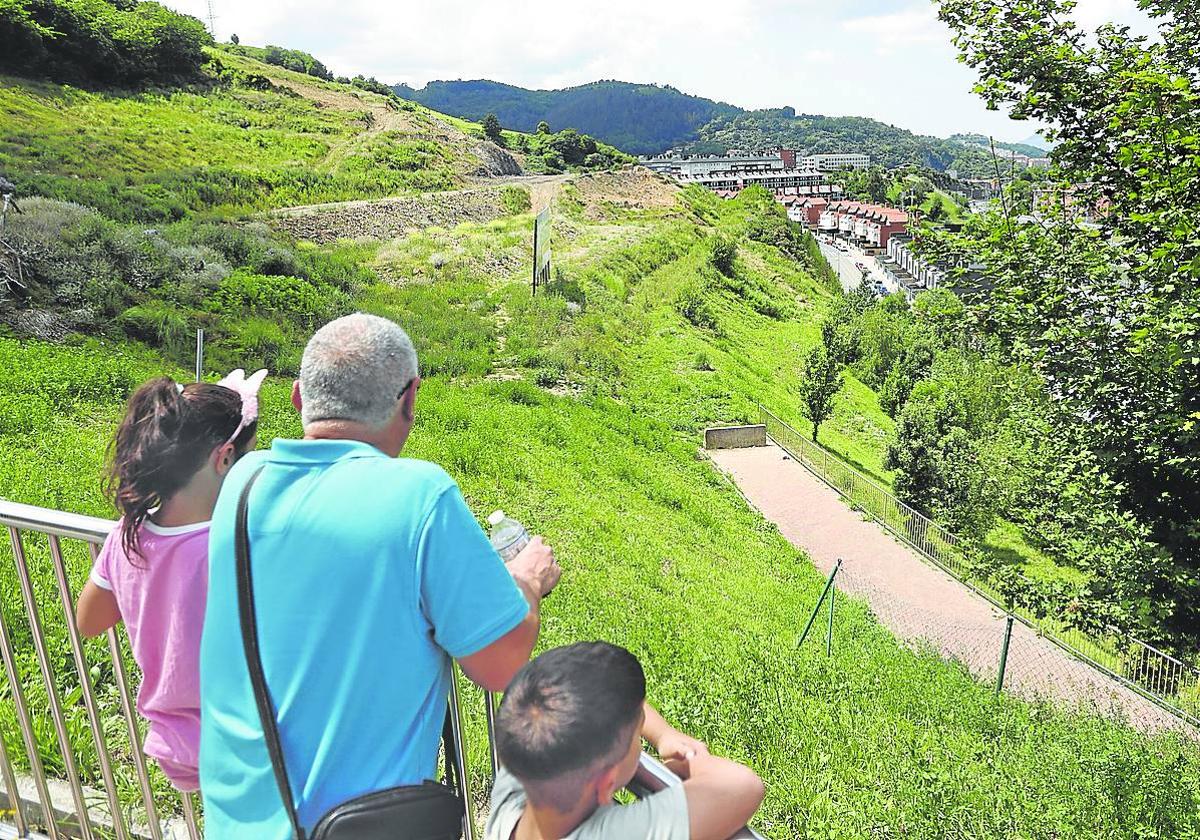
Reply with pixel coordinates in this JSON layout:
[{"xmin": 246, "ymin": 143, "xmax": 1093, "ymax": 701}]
[{"xmin": 206, "ymin": 0, "xmax": 217, "ymax": 38}]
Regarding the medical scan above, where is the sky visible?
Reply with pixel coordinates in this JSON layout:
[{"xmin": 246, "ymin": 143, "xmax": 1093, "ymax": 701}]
[{"xmin": 163, "ymin": 0, "xmax": 1157, "ymax": 144}]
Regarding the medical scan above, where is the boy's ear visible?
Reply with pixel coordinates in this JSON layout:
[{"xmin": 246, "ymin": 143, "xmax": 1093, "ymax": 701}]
[{"xmin": 593, "ymin": 762, "xmax": 625, "ymax": 806}]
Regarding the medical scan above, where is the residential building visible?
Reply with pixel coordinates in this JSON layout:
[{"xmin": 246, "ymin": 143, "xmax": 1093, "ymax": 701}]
[{"xmin": 801, "ymin": 153, "xmax": 870, "ymax": 170}]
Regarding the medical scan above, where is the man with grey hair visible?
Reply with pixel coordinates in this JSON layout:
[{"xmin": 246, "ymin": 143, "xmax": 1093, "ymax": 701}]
[{"xmin": 199, "ymin": 313, "xmax": 560, "ymax": 839}]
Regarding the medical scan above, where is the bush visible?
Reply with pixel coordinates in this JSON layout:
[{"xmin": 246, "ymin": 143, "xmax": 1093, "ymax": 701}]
[
  {"xmin": 118, "ymin": 302, "xmax": 195, "ymax": 357},
  {"xmin": 675, "ymin": 285, "xmax": 718, "ymax": 331},
  {"xmin": 501, "ymin": 185, "xmax": 532, "ymax": 215},
  {"xmin": 708, "ymin": 236, "xmax": 737, "ymax": 277},
  {"xmin": 206, "ymin": 270, "xmax": 350, "ymax": 326},
  {"xmin": 0, "ymin": 0, "xmax": 212, "ymax": 86}
]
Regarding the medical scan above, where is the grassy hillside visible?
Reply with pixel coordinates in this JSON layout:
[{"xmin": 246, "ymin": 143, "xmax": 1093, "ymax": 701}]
[
  {"xmin": 0, "ymin": 47, "xmax": 492, "ymax": 221},
  {"xmin": 2, "ymin": 177, "xmax": 1198, "ymax": 836}
]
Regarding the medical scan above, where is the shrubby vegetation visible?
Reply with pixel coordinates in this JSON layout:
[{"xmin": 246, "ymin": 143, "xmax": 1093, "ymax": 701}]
[
  {"xmin": 927, "ymin": 0, "xmax": 1200, "ymax": 648},
  {"xmin": 0, "ymin": 0, "xmax": 211, "ymax": 86},
  {"xmin": 224, "ymin": 43, "xmax": 332, "ymax": 80},
  {"xmin": 504, "ymin": 125, "xmax": 633, "ymax": 174},
  {"xmin": 3, "ymin": 197, "xmax": 364, "ymax": 371}
]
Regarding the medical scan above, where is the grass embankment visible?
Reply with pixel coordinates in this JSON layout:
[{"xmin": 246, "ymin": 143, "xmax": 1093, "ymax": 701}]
[{"xmin": 2, "ymin": 185, "xmax": 1198, "ymax": 838}]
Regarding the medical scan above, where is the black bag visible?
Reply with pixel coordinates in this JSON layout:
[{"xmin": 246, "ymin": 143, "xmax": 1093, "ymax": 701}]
[{"xmin": 235, "ymin": 466, "xmax": 465, "ymax": 840}]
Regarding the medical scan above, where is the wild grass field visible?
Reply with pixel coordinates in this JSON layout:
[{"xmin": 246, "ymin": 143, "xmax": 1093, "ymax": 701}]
[{"xmin": 2, "ymin": 179, "xmax": 1198, "ymax": 838}]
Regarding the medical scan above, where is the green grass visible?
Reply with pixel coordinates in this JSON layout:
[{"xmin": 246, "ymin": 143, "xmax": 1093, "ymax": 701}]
[{"xmin": 2, "ymin": 184, "xmax": 1199, "ymax": 837}]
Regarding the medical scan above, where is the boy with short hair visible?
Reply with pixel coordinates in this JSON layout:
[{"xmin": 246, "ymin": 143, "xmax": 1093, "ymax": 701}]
[{"xmin": 487, "ymin": 642, "xmax": 765, "ymax": 840}]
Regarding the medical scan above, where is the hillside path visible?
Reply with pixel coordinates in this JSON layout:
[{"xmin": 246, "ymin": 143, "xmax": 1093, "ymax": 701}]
[{"xmin": 708, "ymin": 443, "xmax": 1193, "ymax": 735}]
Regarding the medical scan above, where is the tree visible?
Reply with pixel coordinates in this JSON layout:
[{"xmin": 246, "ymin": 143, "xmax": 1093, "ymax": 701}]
[
  {"xmin": 536, "ymin": 120, "xmax": 550, "ymax": 135},
  {"xmin": 230, "ymin": 33, "xmax": 239, "ymax": 45},
  {"xmin": 938, "ymin": 0, "xmax": 1200, "ymax": 643},
  {"xmin": 798, "ymin": 344, "xmax": 842, "ymax": 442},
  {"xmin": 482, "ymin": 113, "xmax": 504, "ymax": 145}
]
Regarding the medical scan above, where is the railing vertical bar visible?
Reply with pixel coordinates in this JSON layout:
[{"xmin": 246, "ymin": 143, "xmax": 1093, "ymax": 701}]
[
  {"xmin": 180, "ymin": 789, "xmax": 201, "ymax": 840},
  {"xmin": 94, "ymin": 544, "xmax": 165, "ymax": 840},
  {"xmin": 8, "ymin": 527, "xmax": 95, "ymax": 840},
  {"xmin": 0, "ymin": 678, "xmax": 30, "ymax": 838},
  {"xmin": 484, "ymin": 692, "xmax": 500, "ymax": 781},
  {"xmin": 47, "ymin": 534, "xmax": 130, "ymax": 840},
  {"xmin": 0, "ymin": 545, "xmax": 56, "ymax": 839},
  {"xmin": 448, "ymin": 667, "xmax": 476, "ymax": 840}
]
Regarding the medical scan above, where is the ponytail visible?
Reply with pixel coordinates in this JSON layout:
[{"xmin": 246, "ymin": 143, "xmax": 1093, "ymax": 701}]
[{"xmin": 105, "ymin": 377, "xmax": 255, "ymax": 560}]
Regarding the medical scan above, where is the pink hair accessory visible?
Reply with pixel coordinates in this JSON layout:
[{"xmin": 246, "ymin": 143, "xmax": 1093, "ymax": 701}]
[{"xmin": 216, "ymin": 368, "xmax": 268, "ymax": 446}]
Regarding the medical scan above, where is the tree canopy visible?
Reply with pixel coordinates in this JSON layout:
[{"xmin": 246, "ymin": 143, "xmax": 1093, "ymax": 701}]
[
  {"xmin": 935, "ymin": 0, "xmax": 1200, "ymax": 644},
  {"xmin": 0, "ymin": 0, "xmax": 212, "ymax": 86}
]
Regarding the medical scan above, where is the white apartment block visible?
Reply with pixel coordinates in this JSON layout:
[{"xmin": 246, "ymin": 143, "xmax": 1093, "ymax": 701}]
[{"xmin": 802, "ymin": 153, "xmax": 871, "ymax": 170}]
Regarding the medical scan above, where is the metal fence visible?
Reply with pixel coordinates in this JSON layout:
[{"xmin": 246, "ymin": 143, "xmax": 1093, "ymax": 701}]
[
  {"xmin": 0, "ymin": 498, "xmax": 764, "ymax": 839},
  {"xmin": 760, "ymin": 405, "xmax": 1200, "ymax": 729}
]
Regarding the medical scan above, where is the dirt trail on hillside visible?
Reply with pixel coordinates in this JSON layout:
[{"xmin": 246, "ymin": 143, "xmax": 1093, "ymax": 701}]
[{"xmin": 709, "ymin": 443, "xmax": 1195, "ymax": 736}]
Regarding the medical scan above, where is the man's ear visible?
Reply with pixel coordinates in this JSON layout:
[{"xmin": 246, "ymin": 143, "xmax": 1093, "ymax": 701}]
[
  {"xmin": 291, "ymin": 379, "xmax": 302, "ymax": 415},
  {"xmin": 401, "ymin": 376, "xmax": 421, "ymax": 422}
]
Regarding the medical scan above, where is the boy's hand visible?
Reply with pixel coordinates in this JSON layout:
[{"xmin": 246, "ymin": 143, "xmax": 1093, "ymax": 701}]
[{"xmin": 655, "ymin": 729, "xmax": 709, "ymax": 765}]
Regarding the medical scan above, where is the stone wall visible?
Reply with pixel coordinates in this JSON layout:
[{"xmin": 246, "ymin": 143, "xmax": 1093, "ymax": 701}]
[
  {"xmin": 704, "ymin": 425, "xmax": 767, "ymax": 449},
  {"xmin": 270, "ymin": 188, "xmax": 509, "ymax": 244}
]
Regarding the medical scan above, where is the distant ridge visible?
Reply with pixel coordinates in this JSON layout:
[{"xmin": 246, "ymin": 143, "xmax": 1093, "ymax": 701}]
[{"xmin": 394, "ymin": 78, "xmax": 1015, "ymax": 177}]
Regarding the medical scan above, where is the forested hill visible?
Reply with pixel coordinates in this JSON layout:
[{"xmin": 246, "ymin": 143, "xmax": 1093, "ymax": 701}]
[
  {"xmin": 393, "ymin": 79, "xmax": 740, "ymax": 155},
  {"xmin": 394, "ymin": 78, "xmax": 1006, "ymax": 176}
]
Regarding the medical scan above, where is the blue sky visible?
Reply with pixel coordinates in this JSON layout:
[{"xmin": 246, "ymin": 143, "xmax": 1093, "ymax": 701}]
[{"xmin": 165, "ymin": 0, "xmax": 1155, "ymax": 143}]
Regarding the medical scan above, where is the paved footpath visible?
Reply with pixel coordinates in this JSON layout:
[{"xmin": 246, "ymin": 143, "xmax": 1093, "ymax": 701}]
[{"xmin": 709, "ymin": 443, "xmax": 1193, "ymax": 735}]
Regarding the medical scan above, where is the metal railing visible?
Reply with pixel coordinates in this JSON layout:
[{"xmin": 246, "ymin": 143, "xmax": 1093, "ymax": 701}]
[
  {"xmin": 759, "ymin": 405, "xmax": 1200, "ymax": 728},
  {"xmin": 0, "ymin": 498, "xmax": 764, "ymax": 838}
]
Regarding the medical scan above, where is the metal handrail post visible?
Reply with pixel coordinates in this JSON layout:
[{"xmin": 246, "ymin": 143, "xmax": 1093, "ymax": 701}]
[
  {"xmin": 826, "ymin": 581, "xmax": 836, "ymax": 657},
  {"xmin": 47, "ymin": 534, "xmax": 129, "ymax": 839},
  {"xmin": 996, "ymin": 614, "xmax": 1014, "ymax": 695},
  {"xmin": 484, "ymin": 692, "xmax": 500, "ymax": 780},
  {"xmin": 448, "ymin": 666, "xmax": 476, "ymax": 840},
  {"xmin": 94, "ymin": 542, "xmax": 164, "ymax": 840},
  {"xmin": 0, "ymin": 541, "xmax": 60, "ymax": 839},
  {"xmin": 0, "ymin": 644, "xmax": 30, "ymax": 838},
  {"xmin": 797, "ymin": 559, "xmax": 842, "ymax": 649},
  {"xmin": 8, "ymin": 527, "xmax": 95, "ymax": 839}
]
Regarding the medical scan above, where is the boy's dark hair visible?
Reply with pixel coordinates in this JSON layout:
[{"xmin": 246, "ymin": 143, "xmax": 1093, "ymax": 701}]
[
  {"xmin": 105, "ymin": 377, "xmax": 256, "ymax": 561},
  {"xmin": 497, "ymin": 642, "xmax": 646, "ymax": 811}
]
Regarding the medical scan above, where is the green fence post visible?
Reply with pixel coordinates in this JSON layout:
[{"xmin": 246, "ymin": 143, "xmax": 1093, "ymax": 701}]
[
  {"xmin": 996, "ymin": 614, "xmax": 1014, "ymax": 695},
  {"xmin": 826, "ymin": 581, "xmax": 835, "ymax": 656},
  {"xmin": 798, "ymin": 559, "xmax": 842, "ymax": 649}
]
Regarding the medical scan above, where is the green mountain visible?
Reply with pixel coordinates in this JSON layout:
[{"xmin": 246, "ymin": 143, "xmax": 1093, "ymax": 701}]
[
  {"xmin": 394, "ymin": 79, "xmax": 1007, "ymax": 176},
  {"xmin": 394, "ymin": 79, "xmax": 739, "ymax": 156}
]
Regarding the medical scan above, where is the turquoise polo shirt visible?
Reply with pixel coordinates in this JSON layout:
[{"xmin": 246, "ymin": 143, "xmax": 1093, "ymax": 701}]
[{"xmin": 199, "ymin": 439, "xmax": 529, "ymax": 838}]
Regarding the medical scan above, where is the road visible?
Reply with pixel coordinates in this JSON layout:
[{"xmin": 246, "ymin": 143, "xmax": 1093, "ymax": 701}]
[{"xmin": 817, "ymin": 237, "xmax": 897, "ymax": 294}]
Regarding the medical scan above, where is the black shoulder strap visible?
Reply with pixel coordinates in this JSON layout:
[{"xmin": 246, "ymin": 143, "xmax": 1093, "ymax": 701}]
[{"xmin": 235, "ymin": 465, "xmax": 308, "ymax": 840}]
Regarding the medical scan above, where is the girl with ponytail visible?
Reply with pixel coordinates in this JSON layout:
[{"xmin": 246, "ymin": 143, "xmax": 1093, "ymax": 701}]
[{"xmin": 76, "ymin": 369, "xmax": 267, "ymax": 792}]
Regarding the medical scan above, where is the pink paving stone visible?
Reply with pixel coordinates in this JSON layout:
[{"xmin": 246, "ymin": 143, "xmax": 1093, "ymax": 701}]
[{"xmin": 708, "ymin": 442, "xmax": 1194, "ymax": 736}]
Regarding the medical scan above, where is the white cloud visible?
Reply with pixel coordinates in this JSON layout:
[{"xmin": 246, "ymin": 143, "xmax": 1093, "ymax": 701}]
[{"xmin": 159, "ymin": 0, "xmax": 1155, "ymax": 142}]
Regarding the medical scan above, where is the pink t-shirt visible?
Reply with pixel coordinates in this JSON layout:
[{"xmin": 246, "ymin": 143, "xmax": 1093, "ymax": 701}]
[{"xmin": 91, "ymin": 519, "xmax": 209, "ymax": 791}]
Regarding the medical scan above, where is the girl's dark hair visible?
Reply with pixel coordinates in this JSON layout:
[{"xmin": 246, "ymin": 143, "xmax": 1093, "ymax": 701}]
[{"xmin": 105, "ymin": 377, "xmax": 257, "ymax": 560}]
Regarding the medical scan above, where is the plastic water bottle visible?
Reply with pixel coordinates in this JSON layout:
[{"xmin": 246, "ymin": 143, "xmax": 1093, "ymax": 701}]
[{"xmin": 488, "ymin": 510, "xmax": 530, "ymax": 562}]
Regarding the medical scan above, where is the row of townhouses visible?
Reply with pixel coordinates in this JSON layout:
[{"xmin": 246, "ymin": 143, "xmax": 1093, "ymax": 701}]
[{"xmin": 811, "ymin": 200, "xmax": 910, "ymax": 249}]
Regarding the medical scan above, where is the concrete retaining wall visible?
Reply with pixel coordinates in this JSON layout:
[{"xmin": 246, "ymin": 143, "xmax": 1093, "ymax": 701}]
[{"xmin": 704, "ymin": 425, "xmax": 767, "ymax": 450}]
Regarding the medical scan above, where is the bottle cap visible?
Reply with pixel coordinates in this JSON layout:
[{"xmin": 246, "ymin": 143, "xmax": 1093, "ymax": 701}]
[{"xmin": 487, "ymin": 510, "xmax": 505, "ymax": 526}]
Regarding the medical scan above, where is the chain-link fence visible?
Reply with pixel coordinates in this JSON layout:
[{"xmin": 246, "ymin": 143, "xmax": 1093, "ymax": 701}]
[
  {"xmin": 798, "ymin": 559, "xmax": 1196, "ymax": 734},
  {"xmin": 760, "ymin": 405, "xmax": 1200, "ymax": 730}
]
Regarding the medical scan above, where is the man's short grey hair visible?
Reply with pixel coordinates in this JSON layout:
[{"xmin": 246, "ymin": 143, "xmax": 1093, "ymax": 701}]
[{"xmin": 299, "ymin": 313, "xmax": 418, "ymax": 429}]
